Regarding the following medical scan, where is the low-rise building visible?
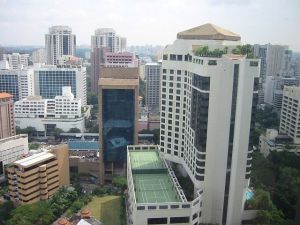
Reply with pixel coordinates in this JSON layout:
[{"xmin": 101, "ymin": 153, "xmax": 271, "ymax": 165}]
[
  {"xmin": 127, "ymin": 145, "xmax": 202, "ymax": 225},
  {"xmin": 7, "ymin": 144, "xmax": 69, "ymax": 204},
  {"xmin": 14, "ymin": 86, "xmax": 84, "ymax": 136},
  {"xmin": 68, "ymin": 140, "xmax": 99, "ymax": 157},
  {"xmin": 0, "ymin": 134, "xmax": 29, "ymax": 182}
]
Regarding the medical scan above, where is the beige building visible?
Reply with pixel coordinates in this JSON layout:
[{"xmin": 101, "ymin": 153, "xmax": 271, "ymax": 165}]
[
  {"xmin": 98, "ymin": 67, "xmax": 139, "ymax": 184},
  {"xmin": 0, "ymin": 93, "xmax": 15, "ymax": 139},
  {"xmin": 7, "ymin": 144, "xmax": 69, "ymax": 204}
]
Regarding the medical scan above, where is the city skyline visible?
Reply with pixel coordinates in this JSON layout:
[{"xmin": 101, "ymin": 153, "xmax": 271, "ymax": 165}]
[{"xmin": 0, "ymin": 0, "xmax": 300, "ymax": 51}]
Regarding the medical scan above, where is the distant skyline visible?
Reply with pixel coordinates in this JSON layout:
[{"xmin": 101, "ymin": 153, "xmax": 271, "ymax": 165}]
[{"xmin": 0, "ymin": 0, "xmax": 299, "ymax": 51}]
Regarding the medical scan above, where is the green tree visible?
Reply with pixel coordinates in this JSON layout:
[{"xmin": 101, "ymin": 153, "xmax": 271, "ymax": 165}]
[
  {"xmin": 0, "ymin": 200, "xmax": 15, "ymax": 223},
  {"xmin": 87, "ymin": 92, "xmax": 98, "ymax": 105},
  {"xmin": 68, "ymin": 127, "xmax": 81, "ymax": 133},
  {"xmin": 53, "ymin": 128, "xmax": 63, "ymax": 140},
  {"xmin": 29, "ymin": 143, "xmax": 40, "ymax": 150},
  {"xmin": 112, "ymin": 176, "xmax": 127, "ymax": 190},
  {"xmin": 8, "ymin": 201, "xmax": 54, "ymax": 225}
]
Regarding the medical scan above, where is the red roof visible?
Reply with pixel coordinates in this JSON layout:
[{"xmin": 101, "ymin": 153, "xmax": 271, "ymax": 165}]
[{"xmin": 0, "ymin": 93, "xmax": 13, "ymax": 99}]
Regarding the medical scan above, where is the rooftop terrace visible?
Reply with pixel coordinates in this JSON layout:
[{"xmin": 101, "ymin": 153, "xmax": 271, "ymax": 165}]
[{"xmin": 129, "ymin": 149, "xmax": 181, "ymax": 204}]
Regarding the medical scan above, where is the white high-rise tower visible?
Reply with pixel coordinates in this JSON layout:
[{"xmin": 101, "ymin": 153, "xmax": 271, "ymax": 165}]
[
  {"xmin": 45, "ymin": 26, "xmax": 76, "ymax": 65},
  {"xmin": 160, "ymin": 23, "xmax": 260, "ymax": 225}
]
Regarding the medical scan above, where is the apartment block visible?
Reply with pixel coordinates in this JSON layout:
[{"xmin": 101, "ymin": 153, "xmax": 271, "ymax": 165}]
[
  {"xmin": 280, "ymin": 86, "xmax": 300, "ymax": 144},
  {"xmin": 0, "ymin": 134, "xmax": 28, "ymax": 181},
  {"xmin": 7, "ymin": 144, "xmax": 69, "ymax": 204},
  {"xmin": 46, "ymin": 26, "xmax": 76, "ymax": 65},
  {"xmin": 0, "ymin": 93, "xmax": 15, "ymax": 138},
  {"xmin": 145, "ymin": 62, "xmax": 161, "ymax": 110},
  {"xmin": 3, "ymin": 53, "xmax": 29, "ymax": 69}
]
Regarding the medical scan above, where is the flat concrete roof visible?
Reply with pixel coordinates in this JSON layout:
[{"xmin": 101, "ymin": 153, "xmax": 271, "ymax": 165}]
[
  {"xmin": 99, "ymin": 78, "xmax": 139, "ymax": 87},
  {"xmin": 14, "ymin": 152, "xmax": 55, "ymax": 168},
  {"xmin": 129, "ymin": 150, "xmax": 180, "ymax": 203}
]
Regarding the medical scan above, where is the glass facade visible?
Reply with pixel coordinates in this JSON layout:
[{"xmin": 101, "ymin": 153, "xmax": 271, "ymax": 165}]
[
  {"xmin": 0, "ymin": 74, "xmax": 19, "ymax": 101},
  {"xmin": 102, "ymin": 89, "xmax": 135, "ymax": 162},
  {"xmin": 38, "ymin": 71, "xmax": 76, "ymax": 99}
]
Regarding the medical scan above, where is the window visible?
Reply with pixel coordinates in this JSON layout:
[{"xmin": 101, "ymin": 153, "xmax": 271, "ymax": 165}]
[
  {"xmin": 208, "ymin": 60, "xmax": 217, "ymax": 65},
  {"xmin": 163, "ymin": 54, "xmax": 168, "ymax": 60},
  {"xmin": 148, "ymin": 218, "xmax": 168, "ymax": 224},
  {"xmin": 250, "ymin": 61, "xmax": 258, "ymax": 67},
  {"xmin": 177, "ymin": 55, "xmax": 183, "ymax": 61},
  {"xmin": 170, "ymin": 54, "xmax": 176, "ymax": 60},
  {"xmin": 170, "ymin": 217, "xmax": 189, "ymax": 223}
]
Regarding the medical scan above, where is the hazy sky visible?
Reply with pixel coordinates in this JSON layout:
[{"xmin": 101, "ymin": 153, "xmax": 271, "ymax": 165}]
[{"xmin": 0, "ymin": 0, "xmax": 299, "ymax": 51}]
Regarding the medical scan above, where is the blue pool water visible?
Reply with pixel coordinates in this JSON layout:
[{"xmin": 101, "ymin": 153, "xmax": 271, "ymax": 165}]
[{"xmin": 246, "ymin": 189, "xmax": 254, "ymax": 200}]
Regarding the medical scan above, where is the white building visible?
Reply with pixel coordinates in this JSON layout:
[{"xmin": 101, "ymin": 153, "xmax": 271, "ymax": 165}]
[
  {"xmin": 34, "ymin": 65, "xmax": 87, "ymax": 106},
  {"xmin": 0, "ymin": 68, "xmax": 34, "ymax": 101},
  {"xmin": 145, "ymin": 62, "xmax": 161, "ymax": 111},
  {"xmin": 0, "ymin": 134, "xmax": 29, "ymax": 181},
  {"xmin": 3, "ymin": 53, "xmax": 29, "ymax": 70},
  {"xmin": 45, "ymin": 26, "xmax": 76, "ymax": 65},
  {"xmin": 31, "ymin": 48, "xmax": 46, "ymax": 64},
  {"xmin": 160, "ymin": 23, "xmax": 260, "ymax": 225},
  {"xmin": 91, "ymin": 28, "xmax": 125, "ymax": 53},
  {"xmin": 14, "ymin": 87, "xmax": 84, "ymax": 136},
  {"xmin": 127, "ymin": 145, "xmax": 202, "ymax": 225},
  {"xmin": 280, "ymin": 86, "xmax": 300, "ymax": 144}
]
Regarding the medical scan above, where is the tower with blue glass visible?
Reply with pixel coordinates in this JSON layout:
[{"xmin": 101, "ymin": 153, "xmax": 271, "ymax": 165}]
[{"xmin": 98, "ymin": 67, "xmax": 139, "ymax": 183}]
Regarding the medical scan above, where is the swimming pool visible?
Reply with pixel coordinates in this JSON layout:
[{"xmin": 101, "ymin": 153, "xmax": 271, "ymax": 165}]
[{"xmin": 246, "ymin": 189, "xmax": 254, "ymax": 200}]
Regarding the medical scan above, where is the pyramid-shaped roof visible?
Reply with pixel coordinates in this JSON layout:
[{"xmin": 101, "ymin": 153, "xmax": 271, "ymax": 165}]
[{"xmin": 177, "ymin": 23, "xmax": 241, "ymax": 41}]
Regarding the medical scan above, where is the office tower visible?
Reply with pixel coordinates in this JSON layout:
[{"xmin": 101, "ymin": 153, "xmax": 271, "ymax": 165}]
[
  {"xmin": 159, "ymin": 23, "xmax": 260, "ymax": 225},
  {"xmin": 98, "ymin": 67, "xmax": 139, "ymax": 183},
  {"xmin": 31, "ymin": 48, "xmax": 46, "ymax": 64},
  {"xmin": 0, "ymin": 93, "xmax": 15, "ymax": 139},
  {"xmin": 14, "ymin": 87, "xmax": 84, "ymax": 136},
  {"xmin": 7, "ymin": 144, "xmax": 70, "ymax": 205},
  {"xmin": 280, "ymin": 86, "xmax": 300, "ymax": 144},
  {"xmin": 0, "ymin": 69, "xmax": 34, "ymax": 101},
  {"xmin": 45, "ymin": 26, "xmax": 76, "ymax": 65},
  {"xmin": 3, "ymin": 53, "xmax": 29, "ymax": 69},
  {"xmin": 145, "ymin": 62, "xmax": 161, "ymax": 111},
  {"xmin": 0, "ymin": 134, "xmax": 29, "ymax": 182},
  {"xmin": 90, "ymin": 28, "xmax": 127, "ymax": 93},
  {"xmin": 34, "ymin": 65, "xmax": 86, "ymax": 105},
  {"xmin": 295, "ymin": 59, "xmax": 300, "ymax": 78}
]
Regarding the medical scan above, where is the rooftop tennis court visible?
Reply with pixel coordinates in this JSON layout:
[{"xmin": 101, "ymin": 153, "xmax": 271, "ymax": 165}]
[
  {"xmin": 129, "ymin": 150, "xmax": 181, "ymax": 203},
  {"xmin": 134, "ymin": 174, "xmax": 180, "ymax": 203},
  {"xmin": 130, "ymin": 151, "xmax": 164, "ymax": 170}
]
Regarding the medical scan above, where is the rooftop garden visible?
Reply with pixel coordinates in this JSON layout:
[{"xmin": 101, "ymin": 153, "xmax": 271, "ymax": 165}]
[{"xmin": 194, "ymin": 44, "xmax": 256, "ymax": 59}]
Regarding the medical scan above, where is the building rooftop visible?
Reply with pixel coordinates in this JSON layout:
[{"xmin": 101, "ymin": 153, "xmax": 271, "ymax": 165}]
[
  {"xmin": 177, "ymin": 23, "xmax": 241, "ymax": 41},
  {"xmin": 0, "ymin": 92, "xmax": 12, "ymax": 99},
  {"xmin": 99, "ymin": 78, "xmax": 139, "ymax": 87},
  {"xmin": 68, "ymin": 140, "xmax": 99, "ymax": 151},
  {"xmin": 14, "ymin": 151, "xmax": 55, "ymax": 168},
  {"xmin": 101, "ymin": 67, "xmax": 139, "ymax": 79},
  {"xmin": 129, "ymin": 150, "xmax": 181, "ymax": 203}
]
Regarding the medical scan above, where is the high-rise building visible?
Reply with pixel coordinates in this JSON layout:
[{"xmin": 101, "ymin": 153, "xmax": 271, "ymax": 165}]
[
  {"xmin": 280, "ymin": 86, "xmax": 300, "ymax": 144},
  {"xmin": 91, "ymin": 28, "xmax": 123, "ymax": 52},
  {"xmin": 34, "ymin": 65, "xmax": 86, "ymax": 105},
  {"xmin": 0, "ymin": 69, "xmax": 34, "ymax": 101},
  {"xmin": 98, "ymin": 67, "xmax": 139, "ymax": 183},
  {"xmin": 3, "ymin": 53, "xmax": 29, "ymax": 69},
  {"xmin": 145, "ymin": 62, "xmax": 161, "ymax": 111},
  {"xmin": 0, "ymin": 93, "xmax": 15, "ymax": 138},
  {"xmin": 31, "ymin": 48, "xmax": 46, "ymax": 64},
  {"xmin": 158, "ymin": 23, "xmax": 260, "ymax": 225},
  {"xmin": 15, "ymin": 87, "xmax": 84, "ymax": 136},
  {"xmin": 0, "ymin": 46, "xmax": 5, "ymax": 61},
  {"xmin": 0, "ymin": 134, "xmax": 29, "ymax": 182},
  {"xmin": 7, "ymin": 144, "xmax": 70, "ymax": 205},
  {"xmin": 90, "ymin": 28, "xmax": 128, "ymax": 93},
  {"xmin": 45, "ymin": 26, "xmax": 76, "ymax": 65}
]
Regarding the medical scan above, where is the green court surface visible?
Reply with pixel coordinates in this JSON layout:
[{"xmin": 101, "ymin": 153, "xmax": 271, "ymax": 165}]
[
  {"xmin": 130, "ymin": 151, "xmax": 164, "ymax": 170},
  {"xmin": 134, "ymin": 173, "xmax": 180, "ymax": 203}
]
